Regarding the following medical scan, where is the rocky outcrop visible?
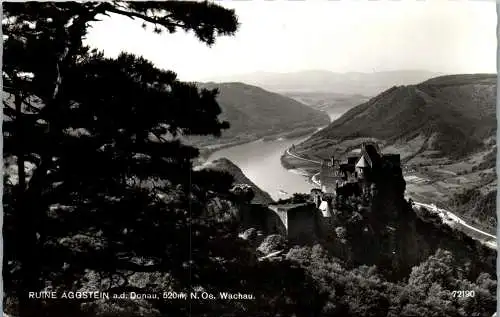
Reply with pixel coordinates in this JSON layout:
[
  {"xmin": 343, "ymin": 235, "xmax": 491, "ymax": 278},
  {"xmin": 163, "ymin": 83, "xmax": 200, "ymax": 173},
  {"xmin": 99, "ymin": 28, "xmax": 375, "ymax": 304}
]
[
  {"xmin": 257, "ymin": 234, "xmax": 287, "ymax": 255},
  {"xmin": 198, "ymin": 158, "xmax": 274, "ymax": 205},
  {"xmin": 316, "ymin": 162, "xmax": 496, "ymax": 281}
]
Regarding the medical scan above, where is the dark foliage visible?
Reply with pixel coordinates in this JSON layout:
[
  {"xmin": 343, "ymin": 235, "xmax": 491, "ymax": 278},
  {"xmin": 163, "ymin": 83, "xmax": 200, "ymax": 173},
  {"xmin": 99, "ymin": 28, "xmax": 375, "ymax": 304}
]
[
  {"xmin": 274, "ymin": 193, "xmax": 310, "ymax": 205},
  {"xmin": 3, "ymin": 2, "xmax": 497, "ymax": 317},
  {"xmin": 287, "ymin": 245, "xmax": 496, "ymax": 317},
  {"xmin": 2, "ymin": 2, "xmax": 324, "ymax": 317}
]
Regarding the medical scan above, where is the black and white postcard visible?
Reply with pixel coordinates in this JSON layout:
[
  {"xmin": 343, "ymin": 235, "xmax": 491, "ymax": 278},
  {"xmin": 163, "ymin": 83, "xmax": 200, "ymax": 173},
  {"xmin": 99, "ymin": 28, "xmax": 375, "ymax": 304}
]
[{"xmin": 2, "ymin": 1, "xmax": 498, "ymax": 316}]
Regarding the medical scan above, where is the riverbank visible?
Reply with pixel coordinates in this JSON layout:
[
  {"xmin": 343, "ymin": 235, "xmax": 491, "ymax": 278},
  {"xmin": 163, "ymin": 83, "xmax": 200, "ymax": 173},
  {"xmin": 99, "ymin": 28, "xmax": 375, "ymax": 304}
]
[
  {"xmin": 197, "ymin": 126, "xmax": 325, "ymax": 165},
  {"xmin": 280, "ymin": 150, "xmax": 320, "ymax": 175},
  {"xmin": 202, "ymin": 132, "xmax": 317, "ymax": 201}
]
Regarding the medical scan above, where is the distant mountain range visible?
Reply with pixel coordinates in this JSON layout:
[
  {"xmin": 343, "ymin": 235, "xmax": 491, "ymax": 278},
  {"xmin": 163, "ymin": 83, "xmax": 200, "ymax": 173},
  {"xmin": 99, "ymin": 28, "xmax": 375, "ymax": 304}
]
[
  {"xmin": 187, "ymin": 82, "xmax": 330, "ymax": 149},
  {"xmin": 203, "ymin": 70, "xmax": 444, "ymax": 96}
]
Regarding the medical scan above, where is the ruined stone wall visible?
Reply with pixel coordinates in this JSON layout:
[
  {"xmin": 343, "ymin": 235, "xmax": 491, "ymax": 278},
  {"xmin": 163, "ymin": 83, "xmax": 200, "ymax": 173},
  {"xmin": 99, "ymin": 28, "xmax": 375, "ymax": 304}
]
[
  {"xmin": 266, "ymin": 210, "xmax": 287, "ymax": 236},
  {"xmin": 238, "ymin": 204, "xmax": 287, "ymax": 235},
  {"xmin": 286, "ymin": 204, "xmax": 321, "ymax": 243},
  {"xmin": 268, "ymin": 205, "xmax": 289, "ymax": 233},
  {"xmin": 268, "ymin": 203, "xmax": 323, "ymax": 243}
]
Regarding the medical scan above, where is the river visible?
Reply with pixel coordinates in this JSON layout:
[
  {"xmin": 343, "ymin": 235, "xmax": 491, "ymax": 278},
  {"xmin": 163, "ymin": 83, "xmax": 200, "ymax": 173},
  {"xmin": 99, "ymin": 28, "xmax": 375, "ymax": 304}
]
[
  {"xmin": 207, "ymin": 135, "xmax": 315, "ymax": 201},
  {"xmin": 206, "ymin": 114, "xmax": 344, "ymax": 201}
]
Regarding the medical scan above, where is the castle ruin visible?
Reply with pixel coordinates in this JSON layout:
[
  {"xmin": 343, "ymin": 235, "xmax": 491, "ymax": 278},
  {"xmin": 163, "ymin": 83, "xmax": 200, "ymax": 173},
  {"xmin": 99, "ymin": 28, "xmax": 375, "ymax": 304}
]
[
  {"xmin": 278, "ymin": 142, "xmax": 402, "ymax": 242},
  {"xmin": 237, "ymin": 142, "xmax": 402, "ymax": 244},
  {"xmin": 313, "ymin": 142, "xmax": 401, "ymax": 211}
]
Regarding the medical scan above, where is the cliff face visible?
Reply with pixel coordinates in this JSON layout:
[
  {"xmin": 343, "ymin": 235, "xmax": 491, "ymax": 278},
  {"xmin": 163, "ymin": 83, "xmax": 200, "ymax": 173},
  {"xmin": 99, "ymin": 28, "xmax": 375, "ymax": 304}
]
[{"xmin": 316, "ymin": 163, "xmax": 496, "ymax": 281}]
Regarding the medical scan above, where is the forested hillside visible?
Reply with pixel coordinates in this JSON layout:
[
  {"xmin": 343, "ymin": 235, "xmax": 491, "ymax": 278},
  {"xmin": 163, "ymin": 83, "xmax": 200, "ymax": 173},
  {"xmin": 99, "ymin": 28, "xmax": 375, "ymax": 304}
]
[{"xmin": 186, "ymin": 82, "xmax": 330, "ymax": 149}]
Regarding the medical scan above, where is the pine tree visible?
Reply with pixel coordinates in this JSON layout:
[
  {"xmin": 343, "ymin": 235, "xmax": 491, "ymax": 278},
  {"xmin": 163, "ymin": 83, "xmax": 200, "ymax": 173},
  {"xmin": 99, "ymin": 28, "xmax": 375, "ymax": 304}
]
[
  {"xmin": 3, "ymin": 2, "xmax": 324, "ymax": 316},
  {"xmin": 3, "ymin": 2, "xmax": 232, "ymax": 316}
]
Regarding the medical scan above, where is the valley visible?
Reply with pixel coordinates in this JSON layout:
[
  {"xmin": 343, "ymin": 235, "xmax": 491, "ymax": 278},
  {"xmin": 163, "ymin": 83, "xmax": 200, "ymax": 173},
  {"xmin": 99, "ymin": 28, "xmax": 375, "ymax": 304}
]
[
  {"xmin": 282, "ymin": 91, "xmax": 369, "ymax": 121},
  {"xmin": 5, "ymin": 1, "xmax": 497, "ymax": 316},
  {"xmin": 282, "ymin": 74, "xmax": 497, "ymax": 234}
]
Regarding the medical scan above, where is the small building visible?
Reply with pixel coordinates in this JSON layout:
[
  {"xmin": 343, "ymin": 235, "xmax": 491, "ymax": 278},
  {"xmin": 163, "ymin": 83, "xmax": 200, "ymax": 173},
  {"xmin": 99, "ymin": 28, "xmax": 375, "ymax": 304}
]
[
  {"xmin": 315, "ymin": 141, "xmax": 396, "ymax": 199},
  {"xmin": 355, "ymin": 142, "xmax": 382, "ymax": 182},
  {"xmin": 355, "ymin": 155, "xmax": 369, "ymax": 180},
  {"xmin": 319, "ymin": 200, "xmax": 332, "ymax": 217},
  {"xmin": 319, "ymin": 156, "xmax": 343, "ymax": 194}
]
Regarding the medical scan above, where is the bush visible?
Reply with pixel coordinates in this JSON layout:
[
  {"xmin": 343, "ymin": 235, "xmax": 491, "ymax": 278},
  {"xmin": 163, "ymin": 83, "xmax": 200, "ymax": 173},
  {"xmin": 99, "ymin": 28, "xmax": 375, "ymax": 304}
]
[{"xmin": 257, "ymin": 234, "xmax": 287, "ymax": 255}]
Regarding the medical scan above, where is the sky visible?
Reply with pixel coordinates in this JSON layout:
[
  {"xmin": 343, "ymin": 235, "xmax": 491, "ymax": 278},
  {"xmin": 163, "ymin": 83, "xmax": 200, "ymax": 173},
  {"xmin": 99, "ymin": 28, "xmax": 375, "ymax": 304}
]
[{"xmin": 84, "ymin": 0, "xmax": 497, "ymax": 82}]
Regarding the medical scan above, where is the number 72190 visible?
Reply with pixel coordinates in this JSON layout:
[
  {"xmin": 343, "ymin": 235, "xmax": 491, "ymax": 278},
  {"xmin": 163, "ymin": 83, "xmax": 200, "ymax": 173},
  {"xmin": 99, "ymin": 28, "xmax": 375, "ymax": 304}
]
[{"xmin": 451, "ymin": 290, "xmax": 475, "ymax": 298}]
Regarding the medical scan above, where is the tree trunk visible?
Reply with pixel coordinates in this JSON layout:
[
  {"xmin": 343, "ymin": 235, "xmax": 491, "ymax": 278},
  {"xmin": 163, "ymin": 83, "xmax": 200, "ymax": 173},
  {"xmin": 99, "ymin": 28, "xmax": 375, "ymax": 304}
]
[
  {"xmin": 15, "ymin": 92, "xmax": 42, "ymax": 317},
  {"xmin": 15, "ymin": 92, "xmax": 25, "ymax": 192}
]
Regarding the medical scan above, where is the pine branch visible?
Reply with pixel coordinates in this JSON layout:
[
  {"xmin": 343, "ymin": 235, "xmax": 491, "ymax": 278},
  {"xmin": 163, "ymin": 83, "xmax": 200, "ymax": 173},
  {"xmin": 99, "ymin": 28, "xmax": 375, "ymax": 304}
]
[{"xmin": 102, "ymin": 4, "xmax": 183, "ymax": 30}]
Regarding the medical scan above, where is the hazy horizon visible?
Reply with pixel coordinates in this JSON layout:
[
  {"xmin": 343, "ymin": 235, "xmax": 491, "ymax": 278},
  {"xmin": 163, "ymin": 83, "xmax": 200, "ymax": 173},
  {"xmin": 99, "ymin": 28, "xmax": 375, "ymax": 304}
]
[
  {"xmin": 198, "ymin": 69, "xmax": 449, "ymax": 82},
  {"xmin": 85, "ymin": 1, "xmax": 497, "ymax": 82}
]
